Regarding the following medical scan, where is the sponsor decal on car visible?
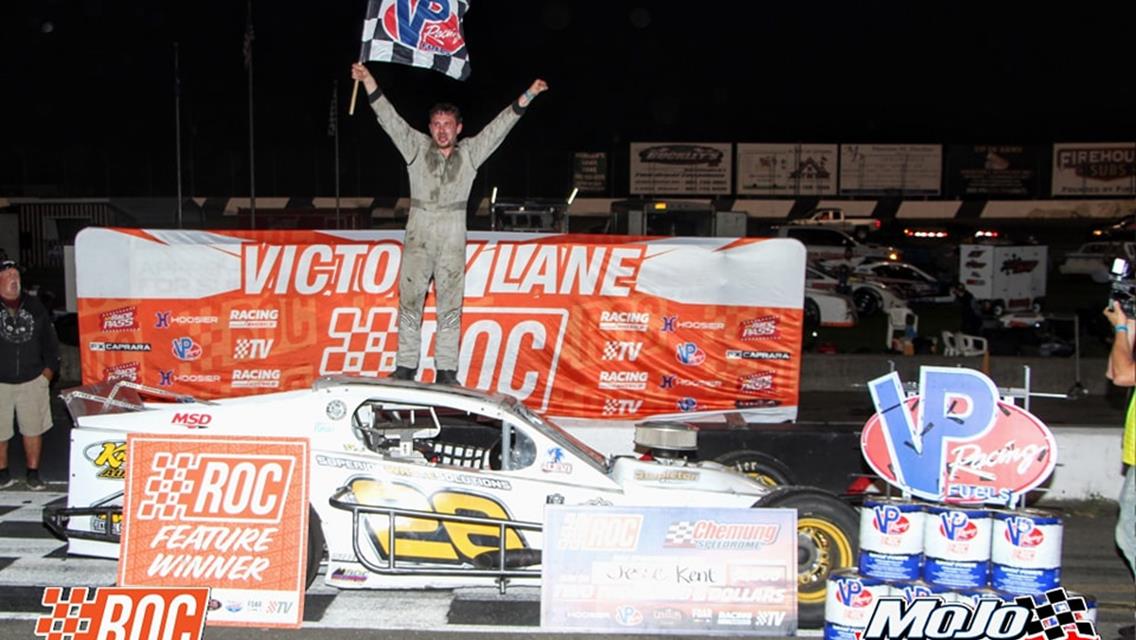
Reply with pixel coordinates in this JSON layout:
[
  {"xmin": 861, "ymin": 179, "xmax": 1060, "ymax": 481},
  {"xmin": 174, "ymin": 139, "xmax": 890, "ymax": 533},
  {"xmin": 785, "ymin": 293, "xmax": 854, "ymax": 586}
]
[
  {"xmin": 735, "ymin": 398, "xmax": 781, "ymax": 409},
  {"xmin": 99, "ymin": 306, "xmax": 139, "ymax": 332},
  {"xmin": 541, "ymin": 447, "xmax": 573, "ymax": 474},
  {"xmin": 170, "ymin": 413, "xmax": 212, "ymax": 429},
  {"xmin": 84, "ymin": 441, "xmax": 127, "ymax": 480},
  {"xmin": 677, "ymin": 397, "xmax": 698, "ymax": 412}
]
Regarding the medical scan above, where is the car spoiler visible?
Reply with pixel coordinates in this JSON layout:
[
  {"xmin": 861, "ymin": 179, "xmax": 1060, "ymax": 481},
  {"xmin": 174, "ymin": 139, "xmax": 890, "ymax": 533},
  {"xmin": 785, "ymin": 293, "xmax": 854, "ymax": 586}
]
[{"xmin": 60, "ymin": 380, "xmax": 214, "ymax": 423}]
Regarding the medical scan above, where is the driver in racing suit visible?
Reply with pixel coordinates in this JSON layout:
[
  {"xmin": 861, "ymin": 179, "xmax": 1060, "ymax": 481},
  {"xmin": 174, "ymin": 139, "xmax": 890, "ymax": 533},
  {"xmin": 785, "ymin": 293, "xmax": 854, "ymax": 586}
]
[{"xmin": 351, "ymin": 63, "xmax": 547, "ymax": 385}]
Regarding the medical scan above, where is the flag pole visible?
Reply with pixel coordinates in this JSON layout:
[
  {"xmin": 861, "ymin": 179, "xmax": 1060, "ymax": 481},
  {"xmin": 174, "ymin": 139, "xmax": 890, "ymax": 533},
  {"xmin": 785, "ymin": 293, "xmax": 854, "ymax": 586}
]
[{"xmin": 349, "ymin": 79, "xmax": 360, "ymax": 116}]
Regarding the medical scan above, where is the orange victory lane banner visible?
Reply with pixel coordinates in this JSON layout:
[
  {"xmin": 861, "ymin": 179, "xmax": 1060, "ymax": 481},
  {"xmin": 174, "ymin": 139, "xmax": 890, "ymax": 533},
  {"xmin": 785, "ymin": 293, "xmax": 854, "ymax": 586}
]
[
  {"xmin": 77, "ymin": 229, "xmax": 805, "ymax": 422},
  {"xmin": 119, "ymin": 435, "xmax": 309, "ymax": 628}
]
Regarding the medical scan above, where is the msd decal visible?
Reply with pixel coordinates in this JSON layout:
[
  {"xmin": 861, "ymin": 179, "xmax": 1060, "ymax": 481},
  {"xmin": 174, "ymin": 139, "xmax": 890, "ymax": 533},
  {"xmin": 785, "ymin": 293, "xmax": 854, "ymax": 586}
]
[
  {"xmin": 739, "ymin": 316, "xmax": 780, "ymax": 341},
  {"xmin": 171, "ymin": 413, "xmax": 212, "ymax": 429},
  {"xmin": 99, "ymin": 306, "xmax": 138, "ymax": 332},
  {"xmin": 35, "ymin": 587, "xmax": 209, "ymax": 640},
  {"xmin": 171, "ymin": 337, "xmax": 203, "ymax": 361},
  {"xmin": 863, "ymin": 367, "xmax": 1057, "ymax": 504}
]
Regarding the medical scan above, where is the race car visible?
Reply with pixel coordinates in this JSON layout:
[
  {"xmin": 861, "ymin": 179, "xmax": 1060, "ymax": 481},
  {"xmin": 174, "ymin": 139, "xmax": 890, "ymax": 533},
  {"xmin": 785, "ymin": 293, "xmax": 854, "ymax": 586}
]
[{"xmin": 44, "ymin": 377, "xmax": 858, "ymax": 626}]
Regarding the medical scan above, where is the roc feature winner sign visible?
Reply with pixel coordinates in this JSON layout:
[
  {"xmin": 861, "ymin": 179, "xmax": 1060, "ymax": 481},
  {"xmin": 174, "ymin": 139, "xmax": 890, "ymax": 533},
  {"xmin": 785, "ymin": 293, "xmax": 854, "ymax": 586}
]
[
  {"xmin": 119, "ymin": 435, "xmax": 309, "ymax": 628},
  {"xmin": 541, "ymin": 505, "xmax": 797, "ymax": 635},
  {"xmin": 862, "ymin": 367, "xmax": 1057, "ymax": 505}
]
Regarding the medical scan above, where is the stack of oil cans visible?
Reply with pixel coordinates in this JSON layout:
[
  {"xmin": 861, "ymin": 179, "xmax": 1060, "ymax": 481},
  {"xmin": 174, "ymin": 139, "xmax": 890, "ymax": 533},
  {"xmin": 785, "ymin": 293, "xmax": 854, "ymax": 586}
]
[{"xmin": 824, "ymin": 498, "xmax": 1085, "ymax": 640}]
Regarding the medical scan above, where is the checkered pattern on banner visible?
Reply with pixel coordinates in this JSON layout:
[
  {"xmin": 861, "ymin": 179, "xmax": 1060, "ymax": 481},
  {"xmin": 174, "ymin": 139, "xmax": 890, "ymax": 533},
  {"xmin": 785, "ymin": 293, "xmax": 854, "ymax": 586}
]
[
  {"xmin": 137, "ymin": 453, "xmax": 197, "ymax": 521},
  {"xmin": 1016, "ymin": 588, "xmax": 1099, "ymax": 640},
  {"xmin": 35, "ymin": 588, "xmax": 95, "ymax": 640},
  {"xmin": 360, "ymin": 0, "xmax": 472, "ymax": 82},
  {"xmin": 664, "ymin": 521, "xmax": 696, "ymax": 547}
]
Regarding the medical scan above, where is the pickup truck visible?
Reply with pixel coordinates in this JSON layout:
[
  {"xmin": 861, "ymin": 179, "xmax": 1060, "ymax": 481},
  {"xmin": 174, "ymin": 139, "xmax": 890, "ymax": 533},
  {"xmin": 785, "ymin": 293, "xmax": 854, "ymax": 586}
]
[{"xmin": 793, "ymin": 207, "xmax": 881, "ymax": 239}]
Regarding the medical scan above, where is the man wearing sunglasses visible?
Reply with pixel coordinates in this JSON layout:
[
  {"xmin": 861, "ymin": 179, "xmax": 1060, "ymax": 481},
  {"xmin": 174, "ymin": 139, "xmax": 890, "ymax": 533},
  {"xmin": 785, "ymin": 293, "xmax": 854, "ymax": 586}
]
[{"xmin": 0, "ymin": 260, "xmax": 60, "ymax": 490}]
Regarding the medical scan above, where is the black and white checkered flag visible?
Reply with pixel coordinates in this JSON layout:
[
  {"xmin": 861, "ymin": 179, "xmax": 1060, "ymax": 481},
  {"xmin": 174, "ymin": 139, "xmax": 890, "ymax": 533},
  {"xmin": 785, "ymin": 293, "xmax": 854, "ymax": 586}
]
[{"xmin": 359, "ymin": 0, "xmax": 472, "ymax": 82}]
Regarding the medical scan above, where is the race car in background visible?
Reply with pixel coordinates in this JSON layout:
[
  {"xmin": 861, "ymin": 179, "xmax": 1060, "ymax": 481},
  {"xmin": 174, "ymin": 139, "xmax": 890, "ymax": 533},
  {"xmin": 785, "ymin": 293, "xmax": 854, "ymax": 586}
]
[{"xmin": 44, "ymin": 378, "xmax": 859, "ymax": 627}]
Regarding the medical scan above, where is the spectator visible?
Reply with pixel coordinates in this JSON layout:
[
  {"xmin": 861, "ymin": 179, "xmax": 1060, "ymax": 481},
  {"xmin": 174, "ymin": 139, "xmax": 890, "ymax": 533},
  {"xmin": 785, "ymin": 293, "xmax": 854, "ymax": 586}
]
[
  {"xmin": 0, "ymin": 260, "xmax": 60, "ymax": 490},
  {"xmin": 1102, "ymin": 300, "xmax": 1135, "ymax": 582}
]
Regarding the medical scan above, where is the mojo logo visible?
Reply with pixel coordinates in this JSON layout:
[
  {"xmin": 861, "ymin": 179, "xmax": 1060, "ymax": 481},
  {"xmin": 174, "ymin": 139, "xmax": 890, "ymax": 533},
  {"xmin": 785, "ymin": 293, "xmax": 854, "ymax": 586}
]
[
  {"xmin": 739, "ymin": 316, "xmax": 780, "ymax": 341},
  {"xmin": 939, "ymin": 512, "xmax": 979, "ymax": 541},
  {"xmin": 638, "ymin": 144, "xmax": 724, "ymax": 166},
  {"xmin": 136, "ymin": 453, "xmax": 294, "ymax": 524},
  {"xmin": 234, "ymin": 338, "xmax": 274, "ymax": 360},
  {"xmin": 99, "ymin": 306, "xmax": 139, "ymax": 332},
  {"xmin": 863, "ymin": 367, "xmax": 1058, "ymax": 504},
  {"xmin": 171, "ymin": 337, "xmax": 203, "ymax": 361},
  {"xmin": 35, "ymin": 586, "xmax": 208, "ymax": 640},
  {"xmin": 381, "ymin": 0, "xmax": 465, "ymax": 53},
  {"xmin": 675, "ymin": 342, "xmax": 706, "ymax": 366},
  {"xmin": 603, "ymin": 341, "xmax": 643, "ymax": 362},
  {"xmin": 872, "ymin": 505, "xmax": 911, "ymax": 535},
  {"xmin": 1005, "ymin": 517, "xmax": 1044, "ymax": 547},
  {"xmin": 171, "ymin": 413, "xmax": 212, "ymax": 429},
  {"xmin": 862, "ymin": 589, "xmax": 1099, "ymax": 640}
]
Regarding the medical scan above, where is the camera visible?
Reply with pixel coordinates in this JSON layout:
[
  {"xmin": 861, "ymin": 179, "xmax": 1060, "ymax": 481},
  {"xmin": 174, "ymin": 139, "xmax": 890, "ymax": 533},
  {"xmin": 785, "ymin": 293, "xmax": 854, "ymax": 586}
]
[{"xmin": 1109, "ymin": 257, "xmax": 1136, "ymax": 317}]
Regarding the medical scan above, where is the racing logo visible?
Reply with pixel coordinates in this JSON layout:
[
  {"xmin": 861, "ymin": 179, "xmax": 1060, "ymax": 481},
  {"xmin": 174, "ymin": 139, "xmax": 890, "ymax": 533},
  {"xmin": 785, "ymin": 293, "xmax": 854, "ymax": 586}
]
[
  {"xmin": 598, "ymin": 371, "xmax": 648, "ymax": 391},
  {"xmin": 229, "ymin": 309, "xmax": 279, "ymax": 329},
  {"xmin": 99, "ymin": 306, "xmax": 139, "ymax": 332},
  {"xmin": 661, "ymin": 316, "xmax": 725, "ymax": 333},
  {"xmin": 603, "ymin": 399, "xmax": 642, "ymax": 416},
  {"xmin": 380, "ymin": 0, "xmax": 466, "ymax": 53},
  {"xmin": 1004, "ymin": 517, "xmax": 1045, "ymax": 547},
  {"xmin": 598, "ymin": 311, "xmax": 649, "ymax": 332},
  {"xmin": 104, "ymin": 362, "xmax": 141, "ymax": 383},
  {"xmin": 158, "ymin": 370, "xmax": 175, "ymax": 387},
  {"xmin": 938, "ymin": 512, "xmax": 979, "ymax": 541},
  {"xmin": 675, "ymin": 342, "xmax": 705, "ymax": 366},
  {"xmin": 738, "ymin": 372, "xmax": 775, "ymax": 393},
  {"xmin": 234, "ymin": 338, "xmax": 274, "ymax": 360},
  {"xmin": 136, "ymin": 453, "xmax": 293, "ymax": 523},
  {"xmin": 541, "ymin": 447, "xmax": 573, "ymax": 474},
  {"xmin": 35, "ymin": 587, "xmax": 209, "ymax": 640},
  {"xmin": 171, "ymin": 413, "xmax": 212, "ymax": 429},
  {"xmin": 663, "ymin": 520, "xmax": 781, "ymax": 550},
  {"xmin": 171, "ymin": 337, "xmax": 203, "ymax": 361},
  {"xmin": 556, "ymin": 513, "xmax": 642, "ymax": 550},
  {"xmin": 739, "ymin": 316, "xmax": 780, "ymax": 341},
  {"xmin": 871, "ymin": 505, "xmax": 911, "ymax": 535},
  {"xmin": 614, "ymin": 606, "xmax": 644, "ymax": 627},
  {"xmin": 155, "ymin": 312, "xmax": 218, "ymax": 329},
  {"xmin": 231, "ymin": 369, "xmax": 281, "ymax": 389}
]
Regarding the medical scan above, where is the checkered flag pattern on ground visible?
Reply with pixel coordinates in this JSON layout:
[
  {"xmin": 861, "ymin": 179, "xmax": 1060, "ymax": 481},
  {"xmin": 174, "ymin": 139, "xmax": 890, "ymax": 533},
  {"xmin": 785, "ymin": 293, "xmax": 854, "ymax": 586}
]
[
  {"xmin": 359, "ymin": 0, "xmax": 472, "ymax": 82},
  {"xmin": 35, "ymin": 587, "xmax": 95, "ymax": 640},
  {"xmin": 1015, "ymin": 588, "xmax": 1098, "ymax": 640},
  {"xmin": 664, "ymin": 521, "xmax": 696, "ymax": 547},
  {"xmin": 137, "ymin": 453, "xmax": 197, "ymax": 521}
]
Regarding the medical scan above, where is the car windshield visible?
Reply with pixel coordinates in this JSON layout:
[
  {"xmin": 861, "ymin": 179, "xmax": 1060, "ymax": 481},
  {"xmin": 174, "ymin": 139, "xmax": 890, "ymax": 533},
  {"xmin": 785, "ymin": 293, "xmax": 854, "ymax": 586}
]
[{"xmin": 507, "ymin": 401, "xmax": 609, "ymax": 473}]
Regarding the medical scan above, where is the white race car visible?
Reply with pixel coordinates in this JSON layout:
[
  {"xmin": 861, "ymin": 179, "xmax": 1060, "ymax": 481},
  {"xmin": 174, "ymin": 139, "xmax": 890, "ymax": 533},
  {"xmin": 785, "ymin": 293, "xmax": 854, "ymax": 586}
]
[{"xmin": 45, "ymin": 377, "xmax": 858, "ymax": 626}]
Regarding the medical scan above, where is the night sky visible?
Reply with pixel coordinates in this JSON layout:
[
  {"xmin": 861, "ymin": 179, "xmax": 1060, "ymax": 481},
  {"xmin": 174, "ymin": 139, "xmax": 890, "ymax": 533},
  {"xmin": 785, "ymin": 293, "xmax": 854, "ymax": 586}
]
[{"xmin": 3, "ymin": 1, "xmax": 1135, "ymax": 198}]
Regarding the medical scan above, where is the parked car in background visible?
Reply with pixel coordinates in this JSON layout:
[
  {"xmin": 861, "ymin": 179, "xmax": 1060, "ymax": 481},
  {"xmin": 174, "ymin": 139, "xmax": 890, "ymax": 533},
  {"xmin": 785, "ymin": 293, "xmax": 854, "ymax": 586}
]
[
  {"xmin": 1090, "ymin": 214, "xmax": 1136, "ymax": 239},
  {"xmin": 792, "ymin": 207, "xmax": 881, "ymax": 239},
  {"xmin": 806, "ymin": 264, "xmax": 906, "ymax": 316},
  {"xmin": 853, "ymin": 261, "xmax": 953, "ymax": 302},
  {"xmin": 1059, "ymin": 241, "xmax": 1136, "ymax": 283},
  {"xmin": 775, "ymin": 225, "xmax": 901, "ymax": 266}
]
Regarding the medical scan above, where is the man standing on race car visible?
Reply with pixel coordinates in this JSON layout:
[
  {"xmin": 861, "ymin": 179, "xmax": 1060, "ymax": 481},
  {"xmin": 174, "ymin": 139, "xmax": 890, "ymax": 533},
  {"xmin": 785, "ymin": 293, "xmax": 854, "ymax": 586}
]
[{"xmin": 351, "ymin": 62, "xmax": 547, "ymax": 385}]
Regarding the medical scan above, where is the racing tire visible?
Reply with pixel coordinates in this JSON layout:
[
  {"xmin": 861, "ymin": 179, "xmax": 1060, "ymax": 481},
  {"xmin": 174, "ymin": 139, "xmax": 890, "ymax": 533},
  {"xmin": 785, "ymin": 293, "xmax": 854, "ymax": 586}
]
[
  {"xmin": 715, "ymin": 450, "xmax": 796, "ymax": 488},
  {"xmin": 754, "ymin": 486, "xmax": 859, "ymax": 629},
  {"xmin": 306, "ymin": 507, "xmax": 325, "ymax": 590},
  {"xmin": 852, "ymin": 288, "xmax": 882, "ymax": 316}
]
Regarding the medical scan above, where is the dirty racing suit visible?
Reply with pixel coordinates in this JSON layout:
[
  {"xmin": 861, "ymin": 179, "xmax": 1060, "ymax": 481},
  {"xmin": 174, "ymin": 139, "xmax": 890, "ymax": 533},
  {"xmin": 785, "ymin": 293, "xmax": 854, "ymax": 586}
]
[{"xmin": 368, "ymin": 89, "xmax": 526, "ymax": 371}]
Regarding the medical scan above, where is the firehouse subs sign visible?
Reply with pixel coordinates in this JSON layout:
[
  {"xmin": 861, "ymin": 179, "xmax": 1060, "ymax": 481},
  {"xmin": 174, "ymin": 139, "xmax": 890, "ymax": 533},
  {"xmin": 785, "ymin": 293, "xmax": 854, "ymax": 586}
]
[
  {"xmin": 862, "ymin": 367, "xmax": 1058, "ymax": 505},
  {"xmin": 76, "ymin": 229, "xmax": 805, "ymax": 421}
]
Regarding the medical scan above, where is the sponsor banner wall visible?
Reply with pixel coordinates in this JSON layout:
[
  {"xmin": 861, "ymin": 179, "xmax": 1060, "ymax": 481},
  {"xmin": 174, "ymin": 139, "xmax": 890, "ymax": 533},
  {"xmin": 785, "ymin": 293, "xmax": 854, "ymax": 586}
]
[
  {"xmin": 542, "ymin": 505, "xmax": 798, "ymax": 634},
  {"xmin": 77, "ymin": 229, "xmax": 803, "ymax": 421},
  {"xmin": 120, "ymin": 435, "xmax": 309, "ymax": 627},
  {"xmin": 630, "ymin": 143, "xmax": 732, "ymax": 195},
  {"xmin": 1052, "ymin": 142, "xmax": 1136, "ymax": 196},
  {"xmin": 573, "ymin": 152, "xmax": 608, "ymax": 195},
  {"xmin": 839, "ymin": 144, "xmax": 942, "ymax": 196},
  {"xmin": 945, "ymin": 144, "xmax": 1044, "ymax": 197},
  {"xmin": 736, "ymin": 144, "xmax": 838, "ymax": 196}
]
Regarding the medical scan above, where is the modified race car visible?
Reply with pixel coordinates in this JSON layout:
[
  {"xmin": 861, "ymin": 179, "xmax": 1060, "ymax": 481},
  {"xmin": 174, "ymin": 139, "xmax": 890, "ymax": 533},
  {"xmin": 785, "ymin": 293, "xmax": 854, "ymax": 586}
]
[{"xmin": 45, "ymin": 377, "xmax": 858, "ymax": 626}]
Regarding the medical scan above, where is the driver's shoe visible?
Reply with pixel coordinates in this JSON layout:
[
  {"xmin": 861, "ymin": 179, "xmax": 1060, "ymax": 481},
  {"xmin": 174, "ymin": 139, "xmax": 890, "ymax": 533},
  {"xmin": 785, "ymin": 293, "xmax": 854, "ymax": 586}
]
[
  {"xmin": 435, "ymin": 369, "xmax": 460, "ymax": 386},
  {"xmin": 390, "ymin": 366, "xmax": 417, "ymax": 381}
]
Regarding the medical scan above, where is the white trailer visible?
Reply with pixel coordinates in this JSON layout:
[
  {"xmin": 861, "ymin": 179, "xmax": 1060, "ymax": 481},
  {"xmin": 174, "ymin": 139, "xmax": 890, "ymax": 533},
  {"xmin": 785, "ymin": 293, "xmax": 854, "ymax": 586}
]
[{"xmin": 959, "ymin": 243, "xmax": 1048, "ymax": 314}]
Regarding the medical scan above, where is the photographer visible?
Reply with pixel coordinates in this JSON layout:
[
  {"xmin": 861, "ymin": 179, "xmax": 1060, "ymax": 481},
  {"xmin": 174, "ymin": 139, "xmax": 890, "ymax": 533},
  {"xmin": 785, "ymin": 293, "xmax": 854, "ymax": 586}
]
[{"xmin": 1103, "ymin": 300, "xmax": 1136, "ymax": 579}]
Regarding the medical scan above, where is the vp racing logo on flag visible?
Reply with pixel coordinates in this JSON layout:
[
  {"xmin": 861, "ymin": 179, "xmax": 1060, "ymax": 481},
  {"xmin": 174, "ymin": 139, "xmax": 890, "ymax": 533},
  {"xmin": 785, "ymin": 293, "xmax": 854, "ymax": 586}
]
[
  {"xmin": 36, "ymin": 587, "xmax": 209, "ymax": 640},
  {"xmin": 860, "ymin": 588, "xmax": 1099, "ymax": 640}
]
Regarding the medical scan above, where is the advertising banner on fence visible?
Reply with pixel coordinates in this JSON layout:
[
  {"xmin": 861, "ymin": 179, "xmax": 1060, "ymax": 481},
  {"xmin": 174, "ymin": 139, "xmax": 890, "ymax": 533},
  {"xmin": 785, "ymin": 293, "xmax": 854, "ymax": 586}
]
[
  {"xmin": 77, "ymin": 229, "xmax": 803, "ymax": 422},
  {"xmin": 541, "ymin": 505, "xmax": 797, "ymax": 634},
  {"xmin": 630, "ymin": 142, "xmax": 732, "ymax": 195},
  {"xmin": 119, "ymin": 435, "xmax": 309, "ymax": 628},
  {"xmin": 945, "ymin": 144, "xmax": 1044, "ymax": 197},
  {"xmin": 839, "ymin": 144, "xmax": 942, "ymax": 196},
  {"xmin": 573, "ymin": 152, "xmax": 608, "ymax": 194},
  {"xmin": 736, "ymin": 143, "xmax": 838, "ymax": 196},
  {"xmin": 1052, "ymin": 142, "xmax": 1136, "ymax": 196}
]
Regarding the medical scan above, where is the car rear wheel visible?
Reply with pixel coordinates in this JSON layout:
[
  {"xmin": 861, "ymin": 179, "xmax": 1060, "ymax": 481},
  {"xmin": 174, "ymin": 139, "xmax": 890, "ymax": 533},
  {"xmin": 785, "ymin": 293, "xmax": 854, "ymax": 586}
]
[
  {"xmin": 754, "ymin": 486, "xmax": 859, "ymax": 629},
  {"xmin": 715, "ymin": 450, "xmax": 796, "ymax": 488},
  {"xmin": 853, "ymin": 288, "xmax": 882, "ymax": 315},
  {"xmin": 306, "ymin": 507, "xmax": 325, "ymax": 589}
]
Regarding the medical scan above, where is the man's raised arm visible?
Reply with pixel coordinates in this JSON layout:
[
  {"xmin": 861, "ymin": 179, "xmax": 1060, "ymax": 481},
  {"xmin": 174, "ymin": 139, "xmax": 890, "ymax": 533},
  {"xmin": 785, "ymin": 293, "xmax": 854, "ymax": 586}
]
[
  {"xmin": 465, "ymin": 79, "xmax": 548, "ymax": 169},
  {"xmin": 351, "ymin": 63, "xmax": 425, "ymax": 164}
]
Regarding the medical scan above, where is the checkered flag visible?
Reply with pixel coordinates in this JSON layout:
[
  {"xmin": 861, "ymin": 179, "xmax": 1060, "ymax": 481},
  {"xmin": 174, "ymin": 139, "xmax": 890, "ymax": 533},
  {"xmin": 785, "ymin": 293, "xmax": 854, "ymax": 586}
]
[
  {"xmin": 602, "ymin": 342, "xmax": 620, "ymax": 360},
  {"xmin": 35, "ymin": 588, "xmax": 95, "ymax": 640},
  {"xmin": 602, "ymin": 399, "xmax": 619, "ymax": 415},
  {"xmin": 1015, "ymin": 588, "xmax": 1098, "ymax": 640},
  {"xmin": 359, "ymin": 0, "xmax": 472, "ymax": 82},
  {"xmin": 234, "ymin": 339, "xmax": 252, "ymax": 359},
  {"xmin": 137, "ymin": 453, "xmax": 197, "ymax": 521},
  {"xmin": 663, "ymin": 521, "xmax": 696, "ymax": 547}
]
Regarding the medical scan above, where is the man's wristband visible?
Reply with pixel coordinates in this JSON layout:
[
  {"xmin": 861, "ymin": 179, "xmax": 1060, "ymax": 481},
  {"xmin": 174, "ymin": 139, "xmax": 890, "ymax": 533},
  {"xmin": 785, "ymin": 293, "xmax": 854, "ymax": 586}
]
[
  {"xmin": 1116, "ymin": 325, "xmax": 1129, "ymax": 333},
  {"xmin": 522, "ymin": 90, "xmax": 535, "ymax": 103}
]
